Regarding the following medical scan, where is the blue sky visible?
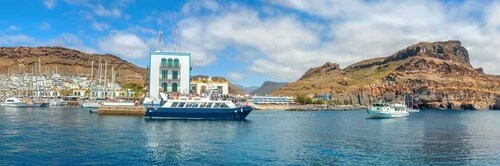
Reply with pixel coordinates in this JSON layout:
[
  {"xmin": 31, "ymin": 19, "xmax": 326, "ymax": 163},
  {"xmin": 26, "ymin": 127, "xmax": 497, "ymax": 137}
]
[{"xmin": 1, "ymin": 0, "xmax": 500, "ymax": 87}]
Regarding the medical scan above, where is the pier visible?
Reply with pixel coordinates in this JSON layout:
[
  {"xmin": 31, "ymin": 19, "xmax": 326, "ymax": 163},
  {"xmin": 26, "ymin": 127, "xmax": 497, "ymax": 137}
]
[{"xmin": 97, "ymin": 106, "xmax": 145, "ymax": 115}]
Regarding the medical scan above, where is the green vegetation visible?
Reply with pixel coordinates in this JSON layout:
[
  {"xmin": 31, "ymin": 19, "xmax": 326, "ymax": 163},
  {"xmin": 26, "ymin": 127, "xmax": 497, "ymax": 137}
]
[
  {"xmin": 345, "ymin": 60, "xmax": 405, "ymax": 86},
  {"xmin": 124, "ymin": 83, "xmax": 144, "ymax": 100},
  {"xmin": 295, "ymin": 95, "xmax": 325, "ymax": 105}
]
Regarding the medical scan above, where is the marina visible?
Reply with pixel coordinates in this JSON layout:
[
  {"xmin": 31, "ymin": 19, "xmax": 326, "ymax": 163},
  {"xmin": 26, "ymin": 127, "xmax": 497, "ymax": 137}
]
[{"xmin": 1, "ymin": 107, "xmax": 499, "ymax": 165}]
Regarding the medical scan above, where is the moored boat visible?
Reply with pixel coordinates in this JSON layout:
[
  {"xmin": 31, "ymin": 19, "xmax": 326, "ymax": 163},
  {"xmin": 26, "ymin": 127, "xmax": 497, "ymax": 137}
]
[
  {"xmin": 366, "ymin": 101, "xmax": 415, "ymax": 118},
  {"xmin": 1, "ymin": 97, "xmax": 28, "ymax": 107},
  {"xmin": 145, "ymin": 91, "xmax": 252, "ymax": 120}
]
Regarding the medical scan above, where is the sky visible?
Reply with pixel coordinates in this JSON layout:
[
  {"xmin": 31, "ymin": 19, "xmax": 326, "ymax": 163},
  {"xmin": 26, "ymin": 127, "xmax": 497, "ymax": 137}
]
[{"xmin": 0, "ymin": 0, "xmax": 499, "ymax": 87}]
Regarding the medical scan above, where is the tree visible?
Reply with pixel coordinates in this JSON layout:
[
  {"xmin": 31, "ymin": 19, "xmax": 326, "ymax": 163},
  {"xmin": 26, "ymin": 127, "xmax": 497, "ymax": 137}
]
[{"xmin": 124, "ymin": 83, "xmax": 144, "ymax": 101}]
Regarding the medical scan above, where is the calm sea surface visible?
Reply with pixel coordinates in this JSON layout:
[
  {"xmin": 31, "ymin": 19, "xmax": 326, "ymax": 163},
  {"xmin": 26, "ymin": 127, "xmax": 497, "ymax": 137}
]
[{"xmin": 1, "ymin": 107, "xmax": 499, "ymax": 165}]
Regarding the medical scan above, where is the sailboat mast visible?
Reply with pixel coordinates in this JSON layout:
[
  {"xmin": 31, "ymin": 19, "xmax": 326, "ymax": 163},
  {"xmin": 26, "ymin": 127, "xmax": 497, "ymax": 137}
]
[
  {"xmin": 104, "ymin": 61, "xmax": 107, "ymax": 98},
  {"xmin": 89, "ymin": 61, "xmax": 94, "ymax": 100},
  {"xmin": 111, "ymin": 66, "xmax": 115, "ymax": 100}
]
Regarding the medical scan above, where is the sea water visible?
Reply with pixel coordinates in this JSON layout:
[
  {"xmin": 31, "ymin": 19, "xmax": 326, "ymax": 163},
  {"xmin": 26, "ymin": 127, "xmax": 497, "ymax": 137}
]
[{"xmin": 1, "ymin": 107, "xmax": 499, "ymax": 165}]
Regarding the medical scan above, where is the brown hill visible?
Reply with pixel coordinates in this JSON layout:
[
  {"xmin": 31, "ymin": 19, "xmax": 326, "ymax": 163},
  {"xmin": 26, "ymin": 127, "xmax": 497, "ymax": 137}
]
[
  {"xmin": 274, "ymin": 40, "xmax": 500, "ymax": 110},
  {"xmin": 0, "ymin": 46, "xmax": 147, "ymax": 86}
]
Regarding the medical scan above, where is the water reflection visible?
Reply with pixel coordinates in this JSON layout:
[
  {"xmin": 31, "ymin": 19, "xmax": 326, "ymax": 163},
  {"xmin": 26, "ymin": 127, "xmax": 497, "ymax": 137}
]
[
  {"xmin": 418, "ymin": 110, "xmax": 472, "ymax": 165},
  {"xmin": 142, "ymin": 119, "xmax": 251, "ymax": 164}
]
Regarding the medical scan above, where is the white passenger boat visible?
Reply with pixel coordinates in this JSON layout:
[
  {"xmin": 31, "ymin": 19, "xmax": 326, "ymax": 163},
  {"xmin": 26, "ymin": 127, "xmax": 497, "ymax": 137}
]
[
  {"xmin": 1, "ymin": 97, "xmax": 28, "ymax": 107},
  {"xmin": 366, "ymin": 101, "xmax": 416, "ymax": 118},
  {"xmin": 81, "ymin": 101, "xmax": 101, "ymax": 108}
]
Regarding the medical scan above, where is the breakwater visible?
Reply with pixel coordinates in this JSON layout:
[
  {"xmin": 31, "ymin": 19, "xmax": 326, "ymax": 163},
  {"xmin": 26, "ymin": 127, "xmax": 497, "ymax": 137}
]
[{"xmin": 286, "ymin": 105, "xmax": 367, "ymax": 111}]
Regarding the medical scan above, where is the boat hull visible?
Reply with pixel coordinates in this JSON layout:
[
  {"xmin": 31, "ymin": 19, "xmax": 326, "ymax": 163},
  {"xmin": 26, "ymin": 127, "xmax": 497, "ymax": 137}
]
[
  {"xmin": 81, "ymin": 102, "xmax": 100, "ymax": 108},
  {"xmin": 0, "ymin": 103, "xmax": 28, "ymax": 107},
  {"xmin": 145, "ymin": 106, "xmax": 253, "ymax": 120},
  {"xmin": 366, "ymin": 110, "xmax": 409, "ymax": 119}
]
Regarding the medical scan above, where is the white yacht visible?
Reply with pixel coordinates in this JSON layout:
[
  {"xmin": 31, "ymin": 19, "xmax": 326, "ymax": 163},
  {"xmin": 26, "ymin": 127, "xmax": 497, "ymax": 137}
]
[
  {"xmin": 81, "ymin": 101, "xmax": 101, "ymax": 108},
  {"xmin": 366, "ymin": 101, "xmax": 415, "ymax": 118},
  {"xmin": 1, "ymin": 97, "xmax": 28, "ymax": 107}
]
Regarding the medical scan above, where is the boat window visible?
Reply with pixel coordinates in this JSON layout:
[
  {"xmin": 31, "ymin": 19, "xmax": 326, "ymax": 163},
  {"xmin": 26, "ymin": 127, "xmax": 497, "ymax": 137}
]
[
  {"xmin": 220, "ymin": 103, "xmax": 229, "ymax": 108},
  {"xmin": 199, "ymin": 103, "xmax": 206, "ymax": 108},
  {"xmin": 178, "ymin": 102, "xmax": 186, "ymax": 107},
  {"xmin": 171, "ymin": 102, "xmax": 179, "ymax": 107},
  {"xmin": 206, "ymin": 103, "xmax": 213, "ymax": 108},
  {"xmin": 214, "ymin": 103, "xmax": 221, "ymax": 108},
  {"xmin": 192, "ymin": 103, "xmax": 199, "ymax": 108},
  {"xmin": 186, "ymin": 102, "xmax": 193, "ymax": 107},
  {"xmin": 7, "ymin": 100, "xmax": 14, "ymax": 102}
]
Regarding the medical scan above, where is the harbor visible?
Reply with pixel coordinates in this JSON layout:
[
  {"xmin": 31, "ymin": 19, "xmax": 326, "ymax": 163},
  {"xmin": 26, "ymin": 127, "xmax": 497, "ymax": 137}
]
[{"xmin": 2, "ymin": 106, "xmax": 500, "ymax": 165}]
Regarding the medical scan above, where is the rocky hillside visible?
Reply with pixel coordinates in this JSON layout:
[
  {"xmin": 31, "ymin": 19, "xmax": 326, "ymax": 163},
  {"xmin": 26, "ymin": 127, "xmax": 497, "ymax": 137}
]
[
  {"xmin": 274, "ymin": 40, "xmax": 500, "ymax": 110},
  {"xmin": 250, "ymin": 81, "xmax": 288, "ymax": 96},
  {"xmin": 235, "ymin": 84, "xmax": 259, "ymax": 94},
  {"xmin": 0, "ymin": 46, "xmax": 147, "ymax": 86},
  {"xmin": 191, "ymin": 75, "xmax": 246, "ymax": 95}
]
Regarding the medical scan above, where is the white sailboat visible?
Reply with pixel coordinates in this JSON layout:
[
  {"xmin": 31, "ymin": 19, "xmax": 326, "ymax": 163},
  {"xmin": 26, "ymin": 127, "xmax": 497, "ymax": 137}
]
[{"xmin": 82, "ymin": 60, "xmax": 100, "ymax": 108}]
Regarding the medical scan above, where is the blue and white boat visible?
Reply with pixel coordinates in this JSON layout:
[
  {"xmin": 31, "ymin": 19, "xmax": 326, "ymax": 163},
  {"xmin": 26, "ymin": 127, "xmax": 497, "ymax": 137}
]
[{"xmin": 145, "ymin": 91, "xmax": 252, "ymax": 120}]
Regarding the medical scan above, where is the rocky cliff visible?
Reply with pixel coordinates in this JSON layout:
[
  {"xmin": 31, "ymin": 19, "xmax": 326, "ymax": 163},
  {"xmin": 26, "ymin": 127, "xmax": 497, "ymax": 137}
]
[
  {"xmin": 274, "ymin": 40, "xmax": 500, "ymax": 110},
  {"xmin": 0, "ymin": 46, "xmax": 148, "ymax": 86}
]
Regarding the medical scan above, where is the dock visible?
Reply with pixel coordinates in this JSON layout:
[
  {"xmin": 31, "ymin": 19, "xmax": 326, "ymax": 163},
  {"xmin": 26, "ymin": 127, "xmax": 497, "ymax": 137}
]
[{"xmin": 97, "ymin": 106, "xmax": 145, "ymax": 115}]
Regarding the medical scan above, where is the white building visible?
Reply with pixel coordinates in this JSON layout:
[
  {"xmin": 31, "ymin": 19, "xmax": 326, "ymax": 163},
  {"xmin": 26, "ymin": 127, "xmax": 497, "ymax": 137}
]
[
  {"xmin": 191, "ymin": 77, "xmax": 229, "ymax": 95},
  {"xmin": 149, "ymin": 51, "xmax": 191, "ymax": 98}
]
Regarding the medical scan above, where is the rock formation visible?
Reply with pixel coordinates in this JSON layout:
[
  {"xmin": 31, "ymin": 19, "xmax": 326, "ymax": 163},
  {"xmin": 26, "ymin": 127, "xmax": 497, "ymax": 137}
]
[
  {"xmin": 274, "ymin": 40, "xmax": 500, "ymax": 110},
  {"xmin": 250, "ymin": 81, "xmax": 288, "ymax": 96}
]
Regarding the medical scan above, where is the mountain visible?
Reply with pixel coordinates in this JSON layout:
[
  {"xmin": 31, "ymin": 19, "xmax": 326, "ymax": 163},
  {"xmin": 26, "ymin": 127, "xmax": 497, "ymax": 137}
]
[
  {"xmin": 251, "ymin": 81, "xmax": 288, "ymax": 96},
  {"xmin": 0, "ymin": 46, "xmax": 147, "ymax": 86},
  {"xmin": 191, "ymin": 75, "xmax": 246, "ymax": 95},
  {"xmin": 274, "ymin": 40, "xmax": 500, "ymax": 110},
  {"xmin": 235, "ymin": 84, "xmax": 259, "ymax": 94}
]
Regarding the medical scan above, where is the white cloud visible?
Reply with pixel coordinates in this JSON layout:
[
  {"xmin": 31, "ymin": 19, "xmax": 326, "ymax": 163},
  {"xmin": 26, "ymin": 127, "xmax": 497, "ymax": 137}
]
[
  {"xmin": 98, "ymin": 32, "xmax": 149, "ymax": 59},
  {"xmin": 7, "ymin": 25, "xmax": 19, "ymax": 31},
  {"xmin": 92, "ymin": 22, "xmax": 109, "ymax": 31},
  {"xmin": 48, "ymin": 33, "xmax": 96, "ymax": 53},
  {"xmin": 0, "ymin": 34, "xmax": 35, "ymax": 45},
  {"xmin": 94, "ymin": 4, "xmax": 122, "ymax": 18},
  {"xmin": 177, "ymin": 0, "xmax": 500, "ymax": 82},
  {"xmin": 39, "ymin": 22, "xmax": 51, "ymax": 30},
  {"xmin": 226, "ymin": 72, "xmax": 243, "ymax": 82},
  {"xmin": 43, "ymin": 0, "xmax": 56, "ymax": 9},
  {"xmin": 178, "ymin": 5, "xmax": 322, "ymax": 79}
]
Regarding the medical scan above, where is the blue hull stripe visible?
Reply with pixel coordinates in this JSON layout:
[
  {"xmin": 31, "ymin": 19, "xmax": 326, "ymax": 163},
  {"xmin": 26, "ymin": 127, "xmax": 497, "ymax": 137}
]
[{"xmin": 145, "ymin": 106, "xmax": 253, "ymax": 121}]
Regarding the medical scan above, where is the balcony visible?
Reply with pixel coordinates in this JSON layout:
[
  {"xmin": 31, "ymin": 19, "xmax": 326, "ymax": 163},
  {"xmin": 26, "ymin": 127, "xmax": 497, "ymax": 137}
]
[
  {"xmin": 160, "ymin": 64, "xmax": 180, "ymax": 69},
  {"xmin": 159, "ymin": 75, "xmax": 181, "ymax": 81}
]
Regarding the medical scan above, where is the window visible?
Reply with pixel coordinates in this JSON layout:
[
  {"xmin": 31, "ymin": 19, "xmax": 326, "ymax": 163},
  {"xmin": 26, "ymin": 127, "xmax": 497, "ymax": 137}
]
[
  {"xmin": 199, "ymin": 103, "xmax": 207, "ymax": 108},
  {"xmin": 178, "ymin": 102, "xmax": 186, "ymax": 107},
  {"xmin": 172, "ymin": 102, "xmax": 179, "ymax": 107},
  {"xmin": 220, "ymin": 103, "xmax": 229, "ymax": 108},
  {"xmin": 206, "ymin": 103, "xmax": 213, "ymax": 108},
  {"xmin": 162, "ymin": 83, "xmax": 168, "ymax": 92},
  {"xmin": 214, "ymin": 103, "xmax": 221, "ymax": 108},
  {"xmin": 167, "ymin": 58, "xmax": 173, "ymax": 67},
  {"xmin": 172, "ymin": 83, "xmax": 178, "ymax": 92},
  {"xmin": 172, "ymin": 70, "xmax": 179, "ymax": 80},
  {"xmin": 192, "ymin": 103, "xmax": 199, "ymax": 108},
  {"xmin": 161, "ymin": 70, "xmax": 168, "ymax": 79},
  {"xmin": 186, "ymin": 102, "xmax": 193, "ymax": 107},
  {"xmin": 161, "ymin": 58, "xmax": 167, "ymax": 67},
  {"xmin": 174, "ymin": 59, "xmax": 180, "ymax": 67}
]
